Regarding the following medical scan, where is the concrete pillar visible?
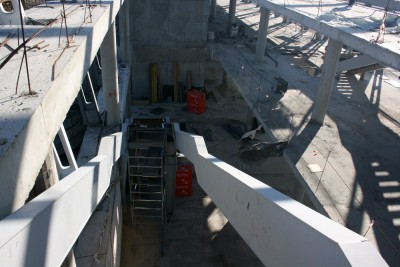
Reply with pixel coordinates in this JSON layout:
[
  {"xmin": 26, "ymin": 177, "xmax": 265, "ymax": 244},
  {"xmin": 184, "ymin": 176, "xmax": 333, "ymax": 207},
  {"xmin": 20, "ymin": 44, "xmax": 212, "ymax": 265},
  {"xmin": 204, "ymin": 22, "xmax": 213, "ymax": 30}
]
[
  {"xmin": 100, "ymin": 21, "xmax": 120, "ymax": 127},
  {"xmin": 255, "ymin": 8, "xmax": 270, "ymax": 63},
  {"xmin": 311, "ymin": 38, "xmax": 343, "ymax": 124},
  {"xmin": 226, "ymin": 0, "xmax": 237, "ymax": 35},
  {"xmin": 210, "ymin": 0, "xmax": 217, "ymax": 21},
  {"xmin": 118, "ymin": 1, "xmax": 130, "ymax": 63}
]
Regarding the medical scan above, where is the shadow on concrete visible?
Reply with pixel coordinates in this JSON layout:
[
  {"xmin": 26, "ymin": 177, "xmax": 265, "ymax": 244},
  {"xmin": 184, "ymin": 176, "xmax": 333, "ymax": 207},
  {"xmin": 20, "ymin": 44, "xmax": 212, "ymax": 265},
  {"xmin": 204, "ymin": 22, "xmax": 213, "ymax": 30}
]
[{"xmin": 333, "ymin": 72, "xmax": 400, "ymax": 265}]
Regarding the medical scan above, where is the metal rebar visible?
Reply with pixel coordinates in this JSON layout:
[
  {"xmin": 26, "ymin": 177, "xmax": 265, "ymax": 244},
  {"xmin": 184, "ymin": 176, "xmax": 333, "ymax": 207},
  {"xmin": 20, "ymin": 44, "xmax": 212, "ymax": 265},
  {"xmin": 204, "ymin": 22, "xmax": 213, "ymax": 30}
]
[
  {"xmin": 18, "ymin": 0, "xmax": 33, "ymax": 95},
  {"xmin": 15, "ymin": 53, "xmax": 25, "ymax": 94},
  {"xmin": 0, "ymin": 6, "xmax": 80, "ymax": 70},
  {"xmin": 52, "ymin": 48, "xmax": 66, "ymax": 81},
  {"xmin": 58, "ymin": 11, "xmax": 64, "ymax": 47},
  {"xmin": 61, "ymin": 0, "xmax": 70, "ymax": 47},
  {"xmin": 83, "ymin": 0, "xmax": 88, "ymax": 22}
]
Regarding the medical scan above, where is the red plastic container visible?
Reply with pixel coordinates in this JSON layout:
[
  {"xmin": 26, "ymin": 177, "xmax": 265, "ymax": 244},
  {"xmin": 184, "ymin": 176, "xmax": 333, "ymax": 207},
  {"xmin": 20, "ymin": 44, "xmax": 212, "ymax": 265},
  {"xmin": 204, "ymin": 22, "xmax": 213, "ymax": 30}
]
[
  {"xmin": 175, "ymin": 164, "xmax": 193, "ymax": 196},
  {"xmin": 187, "ymin": 90, "xmax": 206, "ymax": 114}
]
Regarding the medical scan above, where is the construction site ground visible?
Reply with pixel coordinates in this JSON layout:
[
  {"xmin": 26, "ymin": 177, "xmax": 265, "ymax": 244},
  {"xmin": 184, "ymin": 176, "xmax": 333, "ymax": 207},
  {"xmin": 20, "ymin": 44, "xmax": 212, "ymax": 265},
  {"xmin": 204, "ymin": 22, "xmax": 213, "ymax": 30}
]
[{"xmin": 121, "ymin": 1, "xmax": 400, "ymax": 266}]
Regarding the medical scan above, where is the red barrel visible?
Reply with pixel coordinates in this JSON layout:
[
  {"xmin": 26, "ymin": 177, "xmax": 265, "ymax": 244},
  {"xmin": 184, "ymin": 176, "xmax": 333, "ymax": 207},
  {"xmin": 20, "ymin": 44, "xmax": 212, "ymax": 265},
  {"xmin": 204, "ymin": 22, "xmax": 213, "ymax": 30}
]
[
  {"xmin": 187, "ymin": 90, "xmax": 206, "ymax": 114},
  {"xmin": 175, "ymin": 164, "xmax": 193, "ymax": 196}
]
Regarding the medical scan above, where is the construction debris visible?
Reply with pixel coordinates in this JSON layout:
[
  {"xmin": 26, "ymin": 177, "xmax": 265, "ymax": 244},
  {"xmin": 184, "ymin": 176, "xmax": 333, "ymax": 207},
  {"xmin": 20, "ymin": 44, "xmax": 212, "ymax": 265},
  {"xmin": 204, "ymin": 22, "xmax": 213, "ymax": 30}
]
[
  {"xmin": 222, "ymin": 120, "xmax": 247, "ymax": 140},
  {"xmin": 240, "ymin": 141, "xmax": 288, "ymax": 160},
  {"xmin": 239, "ymin": 125, "xmax": 262, "ymax": 141}
]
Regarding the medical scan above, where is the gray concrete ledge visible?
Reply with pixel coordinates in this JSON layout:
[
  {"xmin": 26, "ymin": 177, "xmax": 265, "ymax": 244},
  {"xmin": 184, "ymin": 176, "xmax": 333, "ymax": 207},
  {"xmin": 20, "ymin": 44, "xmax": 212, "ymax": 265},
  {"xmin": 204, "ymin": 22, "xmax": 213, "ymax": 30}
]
[{"xmin": 0, "ymin": 0, "xmax": 123, "ymax": 219}]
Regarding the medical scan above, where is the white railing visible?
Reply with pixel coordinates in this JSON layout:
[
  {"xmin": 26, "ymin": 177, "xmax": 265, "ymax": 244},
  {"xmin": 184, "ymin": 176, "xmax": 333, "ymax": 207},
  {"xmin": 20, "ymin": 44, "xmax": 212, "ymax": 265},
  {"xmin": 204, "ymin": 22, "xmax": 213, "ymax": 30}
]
[
  {"xmin": 0, "ymin": 123, "xmax": 128, "ymax": 267},
  {"xmin": 173, "ymin": 123, "xmax": 388, "ymax": 267}
]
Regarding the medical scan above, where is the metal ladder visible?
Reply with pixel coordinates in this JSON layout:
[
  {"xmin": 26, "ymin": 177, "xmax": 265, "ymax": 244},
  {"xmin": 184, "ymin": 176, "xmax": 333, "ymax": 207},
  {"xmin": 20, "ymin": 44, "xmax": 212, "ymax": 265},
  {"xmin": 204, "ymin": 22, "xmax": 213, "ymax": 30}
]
[{"xmin": 127, "ymin": 119, "xmax": 167, "ymax": 253}]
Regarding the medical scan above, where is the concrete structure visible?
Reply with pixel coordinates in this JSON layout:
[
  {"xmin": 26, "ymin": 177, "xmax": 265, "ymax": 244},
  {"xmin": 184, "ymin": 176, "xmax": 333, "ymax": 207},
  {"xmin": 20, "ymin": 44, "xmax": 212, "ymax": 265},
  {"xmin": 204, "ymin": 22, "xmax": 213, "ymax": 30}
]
[
  {"xmin": 226, "ymin": 0, "xmax": 237, "ymax": 34},
  {"xmin": 210, "ymin": 0, "xmax": 217, "ymax": 20},
  {"xmin": 311, "ymin": 39, "xmax": 343, "ymax": 123},
  {"xmin": 255, "ymin": 7, "xmax": 270, "ymax": 63},
  {"xmin": 252, "ymin": 0, "xmax": 400, "ymax": 123},
  {"xmin": 0, "ymin": 0, "xmax": 398, "ymax": 266},
  {"xmin": 174, "ymin": 123, "xmax": 387, "ymax": 266},
  {"xmin": 100, "ymin": 22, "xmax": 120, "ymax": 127},
  {"xmin": 130, "ymin": 0, "xmax": 209, "ymax": 100}
]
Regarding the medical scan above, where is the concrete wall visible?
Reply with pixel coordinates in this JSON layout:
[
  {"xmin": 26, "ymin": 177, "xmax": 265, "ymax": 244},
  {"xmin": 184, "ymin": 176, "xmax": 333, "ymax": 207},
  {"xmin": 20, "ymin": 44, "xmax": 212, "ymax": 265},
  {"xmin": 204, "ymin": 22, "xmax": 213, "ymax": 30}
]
[
  {"xmin": 131, "ymin": 0, "xmax": 209, "ymax": 48},
  {"xmin": 130, "ymin": 0, "xmax": 210, "ymax": 99}
]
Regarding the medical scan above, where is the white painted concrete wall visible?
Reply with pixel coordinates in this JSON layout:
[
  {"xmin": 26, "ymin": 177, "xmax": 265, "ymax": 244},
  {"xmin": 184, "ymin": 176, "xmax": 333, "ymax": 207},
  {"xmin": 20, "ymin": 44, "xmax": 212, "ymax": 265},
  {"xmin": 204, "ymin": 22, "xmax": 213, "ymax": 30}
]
[{"xmin": 173, "ymin": 123, "xmax": 388, "ymax": 267}]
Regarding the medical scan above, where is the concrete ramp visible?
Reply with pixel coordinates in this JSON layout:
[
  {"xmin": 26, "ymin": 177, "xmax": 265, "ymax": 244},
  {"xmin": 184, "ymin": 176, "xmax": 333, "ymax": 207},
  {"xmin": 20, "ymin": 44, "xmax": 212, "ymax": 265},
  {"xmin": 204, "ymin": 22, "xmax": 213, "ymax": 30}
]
[{"xmin": 174, "ymin": 123, "xmax": 387, "ymax": 267}]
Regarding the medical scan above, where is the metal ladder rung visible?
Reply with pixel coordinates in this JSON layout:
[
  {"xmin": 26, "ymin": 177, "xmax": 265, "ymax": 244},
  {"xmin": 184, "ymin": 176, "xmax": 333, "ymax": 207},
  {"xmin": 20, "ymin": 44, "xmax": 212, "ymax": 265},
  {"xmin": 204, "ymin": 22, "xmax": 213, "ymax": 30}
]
[{"xmin": 133, "ymin": 207, "xmax": 162, "ymax": 211}]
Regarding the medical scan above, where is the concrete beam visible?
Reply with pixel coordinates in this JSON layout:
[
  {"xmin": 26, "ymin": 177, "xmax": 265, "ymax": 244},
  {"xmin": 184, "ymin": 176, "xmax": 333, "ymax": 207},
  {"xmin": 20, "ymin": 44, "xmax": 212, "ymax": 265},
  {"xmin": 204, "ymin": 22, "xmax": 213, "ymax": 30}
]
[
  {"xmin": 251, "ymin": 0, "xmax": 400, "ymax": 70},
  {"xmin": 311, "ymin": 38, "xmax": 343, "ymax": 124},
  {"xmin": 255, "ymin": 7, "xmax": 270, "ymax": 63},
  {"xmin": 336, "ymin": 54, "xmax": 377, "ymax": 73}
]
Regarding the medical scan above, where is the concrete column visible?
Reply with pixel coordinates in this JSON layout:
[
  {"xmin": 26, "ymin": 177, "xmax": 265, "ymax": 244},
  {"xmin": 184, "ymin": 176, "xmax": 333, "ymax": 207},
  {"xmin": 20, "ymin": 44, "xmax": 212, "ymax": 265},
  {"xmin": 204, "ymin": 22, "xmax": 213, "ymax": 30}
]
[
  {"xmin": 315, "ymin": 32, "xmax": 324, "ymax": 41},
  {"xmin": 118, "ymin": 1, "xmax": 131, "ymax": 63},
  {"xmin": 226, "ymin": 0, "xmax": 237, "ymax": 35},
  {"xmin": 255, "ymin": 8, "xmax": 270, "ymax": 63},
  {"xmin": 100, "ymin": 21, "xmax": 120, "ymax": 127},
  {"xmin": 292, "ymin": 185, "xmax": 305, "ymax": 203},
  {"xmin": 311, "ymin": 38, "xmax": 343, "ymax": 124},
  {"xmin": 283, "ymin": 16, "xmax": 288, "ymax": 23},
  {"xmin": 210, "ymin": 0, "xmax": 217, "ymax": 21}
]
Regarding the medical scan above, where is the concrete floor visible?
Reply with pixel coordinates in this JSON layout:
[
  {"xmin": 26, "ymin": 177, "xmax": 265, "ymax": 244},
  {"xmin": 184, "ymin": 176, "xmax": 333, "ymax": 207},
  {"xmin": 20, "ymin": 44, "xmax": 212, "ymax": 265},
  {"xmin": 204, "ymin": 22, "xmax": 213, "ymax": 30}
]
[
  {"xmin": 121, "ymin": 176, "xmax": 264, "ymax": 267},
  {"xmin": 121, "ymin": 1, "xmax": 399, "ymax": 266}
]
